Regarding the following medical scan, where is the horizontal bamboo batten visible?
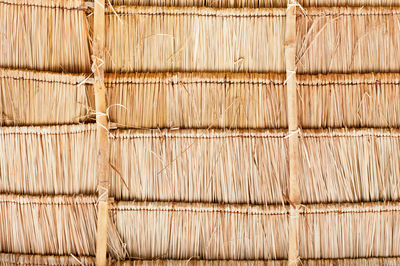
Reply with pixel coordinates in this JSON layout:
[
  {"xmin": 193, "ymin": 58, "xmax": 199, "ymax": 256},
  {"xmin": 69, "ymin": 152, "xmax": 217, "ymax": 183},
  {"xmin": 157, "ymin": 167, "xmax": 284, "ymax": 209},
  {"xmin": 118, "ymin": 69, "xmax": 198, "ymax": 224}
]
[
  {"xmin": 0, "ymin": 0, "xmax": 91, "ymax": 72},
  {"xmin": 0, "ymin": 124, "xmax": 97, "ymax": 195},
  {"xmin": 110, "ymin": 128, "xmax": 400, "ymax": 204},
  {"xmin": 112, "ymin": 201, "xmax": 400, "ymax": 260},
  {"xmin": 0, "ymin": 253, "xmax": 96, "ymax": 266},
  {"xmin": 0, "ymin": 68, "xmax": 94, "ymax": 126},
  {"xmin": 105, "ymin": 7, "xmax": 286, "ymax": 73},
  {"xmin": 110, "ymin": 0, "xmax": 400, "ymax": 7}
]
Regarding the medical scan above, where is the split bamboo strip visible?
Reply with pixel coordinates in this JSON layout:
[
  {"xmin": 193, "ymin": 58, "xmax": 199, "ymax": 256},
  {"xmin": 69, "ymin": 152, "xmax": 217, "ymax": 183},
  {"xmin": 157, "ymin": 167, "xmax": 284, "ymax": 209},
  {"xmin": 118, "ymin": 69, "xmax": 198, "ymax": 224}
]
[
  {"xmin": 105, "ymin": 72, "xmax": 400, "ymax": 129},
  {"xmin": 0, "ymin": 194, "xmax": 98, "ymax": 256},
  {"xmin": 0, "ymin": 253, "xmax": 96, "ymax": 266},
  {"xmin": 296, "ymin": 7, "xmax": 400, "ymax": 73},
  {"xmin": 105, "ymin": 72, "xmax": 287, "ymax": 129},
  {"xmin": 105, "ymin": 6, "xmax": 286, "ymax": 73},
  {"xmin": 110, "ymin": 129, "xmax": 289, "ymax": 204},
  {"xmin": 110, "ymin": 0, "xmax": 400, "ymax": 7},
  {"xmin": 111, "ymin": 201, "xmax": 400, "ymax": 260},
  {"xmin": 0, "ymin": 124, "xmax": 97, "ymax": 195},
  {"xmin": 92, "ymin": 0, "xmax": 110, "ymax": 265},
  {"xmin": 0, "ymin": 68, "xmax": 94, "ymax": 126},
  {"xmin": 110, "ymin": 128, "xmax": 400, "ymax": 204},
  {"xmin": 285, "ymin": 1, "xmax": 300, "ymax": 265},
  {"xmin": 114, "ymin": 257, "xmax": 400, "ymax": 265},
  {"xmin": 0, "ymin": 0, "xmax": 91, "ymax": 72}
]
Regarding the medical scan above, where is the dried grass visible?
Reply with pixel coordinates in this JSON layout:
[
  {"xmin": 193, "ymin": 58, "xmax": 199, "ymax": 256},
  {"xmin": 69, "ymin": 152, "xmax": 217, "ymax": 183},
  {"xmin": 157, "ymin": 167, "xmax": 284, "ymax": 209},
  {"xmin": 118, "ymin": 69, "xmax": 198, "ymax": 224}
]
[
  {"xmin": 0, "ymin": 0, "xmax": 91, "ymax": 72},
  {"xmin": 296, "ymin": 7, "xmax": 400, "ymax": 73},
  {"xmin": 0, "ymin": 253, "xmax": 95, "ymax": 266},
  {"xmin": 110, "ymin": 201, "xmax": 400, "ymax": 260},
  {"xmin": 105, "ymin": 6, "xmax": 285, "ymax": 73},
  {"xmin": 0, "ymin": 68, "xmax": 94, "ymax": 126},
  {"xmin": 110, "ymin": 129, "xmax": 289, "ymax": 204},
  {"xmin": 0, "ymin": 124, "xmax": 97, "ymax": 195},
  {"xmin": 106, "ymin": 73, "xmax": 287, "ymax": 129}
]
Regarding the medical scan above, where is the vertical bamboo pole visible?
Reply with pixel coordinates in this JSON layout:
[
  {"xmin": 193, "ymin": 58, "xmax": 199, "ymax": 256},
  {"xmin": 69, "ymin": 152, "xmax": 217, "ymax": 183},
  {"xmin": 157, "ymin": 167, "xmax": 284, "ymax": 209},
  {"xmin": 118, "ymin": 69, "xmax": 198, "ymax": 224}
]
[
  {"xmin": 93, "ymin": 0, "xmax": 109, "ymax": 265},
  {"xmin": 285, "ymin": 1, "xmax": 300, "ymax": 265}
]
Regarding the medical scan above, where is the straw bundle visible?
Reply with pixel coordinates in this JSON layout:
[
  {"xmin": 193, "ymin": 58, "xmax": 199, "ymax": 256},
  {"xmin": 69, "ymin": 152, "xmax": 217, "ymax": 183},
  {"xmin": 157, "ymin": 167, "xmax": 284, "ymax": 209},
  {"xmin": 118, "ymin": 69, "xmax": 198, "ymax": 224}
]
[
  {"xmin": 0, "ymin": 0, "xmax": 91, "ymax": 72},
  {"xmin": 105, "ymin": 7, "xmax": 285, "ymax": 73},
  {"xmin": 109, "ymin": 129, "xmax": 289, "ymax": 204},
  {"xmin": 112, "ymin": 201, "xmax": 289, "ymax": 260},
  {"xmin": 299, "ymin": 129, "xmax": 400, "ymax": 203},
  {"xmin": 0, "ymin": 124, "xmax": 97, "ymax": 195},
  {"xmin": 106, "ymin": 72, "xmax": 400, "ymax": 129},
  {"xmin": 0, "ymin": 68, "xmax": 93, "ymax": 126},
  {"xmin": 296, "ymin": 7, "xmax": 400, "ymax": 74},
  {"xmin": 0, "ymin": 253, "xmax": 95, "ymax": 266},
  {"xmin": 111, "ymin": 201, "xmax": 400, "ymax": 260},
  {"xmin": 110, "ymin": 0, "xmax": 400, "ymax": 7},
  {"xmin": 0, "ymin": 194, "xmax": 97, "ymax": 255},
  {"xmin": 106, "ymin": 73, "xmax": 287, "ymax": 129}
]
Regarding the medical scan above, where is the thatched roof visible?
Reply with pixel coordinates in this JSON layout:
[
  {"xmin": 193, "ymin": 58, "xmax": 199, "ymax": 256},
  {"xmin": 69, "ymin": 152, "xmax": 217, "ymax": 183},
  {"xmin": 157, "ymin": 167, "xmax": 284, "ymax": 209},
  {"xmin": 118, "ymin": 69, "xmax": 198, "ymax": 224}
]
[{"xmin": 1, "ymin": 0, "xmax": 400, "ymax": 265}]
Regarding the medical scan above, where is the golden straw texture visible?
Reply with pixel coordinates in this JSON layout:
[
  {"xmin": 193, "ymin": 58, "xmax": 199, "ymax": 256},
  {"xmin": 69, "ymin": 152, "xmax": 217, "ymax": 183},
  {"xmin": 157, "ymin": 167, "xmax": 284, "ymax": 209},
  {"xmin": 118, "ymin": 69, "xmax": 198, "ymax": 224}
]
[
  {"xmin": 110, "ymin": 129, "xmax": 289, "ymax": 204},
  {"xmin": 297, "ymin": 7, "xmax": 400, "ymax": 73},
  {"xmin": 105, "ymin": 7, "xmax": 285, "ymax": 73},
  {"xmin": 110, "ymin": 0, "xmax": 400, "ymax": 7},
  {"xmin": 299, "ymin": 129, "xmax": 400, "ymax": 203},
  {"xmin": 112, "ymin": 201, "xmax": 289, "ymax": 260},
  {"xmin": 111, "ymin": 201, "xmax": 400, "ymax": 260},
  {"xmin": 0, "ymin": 68, "xmax": 94, "ymax": 126},
  {"xmin": 106, "ymin": 73, "xmax": 287, "ymax": 129},
  {"xmin": 0, "ymin": 124, "xmax": 97, "ymax": 195},
  {"xmin": 0, "ymin": 194, "xmax": 97, "ymax": 256},
  {"xmin": 0, "ymin": 253, "xmax": 95, "ymax": 266},
  {"xmin": 0, "ymin": 0, "xmax": 91, "ymax": 72},
  {"xmin": 106, "ymin": 72, "xmax": 400, "ymax": 129}
]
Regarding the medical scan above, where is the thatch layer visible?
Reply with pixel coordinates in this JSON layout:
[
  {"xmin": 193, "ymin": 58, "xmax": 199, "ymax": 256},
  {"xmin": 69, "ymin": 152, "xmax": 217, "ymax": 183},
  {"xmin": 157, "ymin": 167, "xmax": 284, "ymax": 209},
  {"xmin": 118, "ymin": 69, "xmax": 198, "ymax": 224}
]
[
  {"xmin": 106, "ymin": 72, "xmax": 287, "ymax": 129},
  {"xmin": 111, "ymin": 201, "xmax": 400, "ymax": 260},
  {"xmin": 110, "ymin": 128, "xmax": 400, "ymax": 204},
  {"xmin": 0, "ymin": 194, "xmax": 97, "ymax": 256},
  {"xmin": 0, "ymin": 68, "xmax": 93, "ymax": 126},
  {"xmin": 116, "ymin": 258, "xmax": 400, "ymax": 265},
  {"xmin": 112, "ymin": 201, "xmax": 289, "ymax": 260},
  {"xmin": 0, "ymin": 124, "xmax": 97, "ymax": 195},
  {"xmin": 300, "ymin": 129, "xmax": 400, "ymax": 203},
  {"xmin": 297, "ymin": 7, "xmax": 400, "ymax": 73},
  {"xmin": 0, "ymin": 0, "xmax": 91, "ymax": 72},
  {"xmin": 110, "ymin": 129, "xmax": 289, "ymax": 204},
  {"xmin": 110, "ymin": 0, "xmax": 400, "ymax": 7},
  {"xmin": 105, "ymin": 6, "xmax": 286, "ymax": 73},
  {"xmin": 0, "ymin": 253, "xmax": 95, "ymax": 266},
  {"xmin": 106, "ymin": 72, "xmax": 400, "ymax": 129}
]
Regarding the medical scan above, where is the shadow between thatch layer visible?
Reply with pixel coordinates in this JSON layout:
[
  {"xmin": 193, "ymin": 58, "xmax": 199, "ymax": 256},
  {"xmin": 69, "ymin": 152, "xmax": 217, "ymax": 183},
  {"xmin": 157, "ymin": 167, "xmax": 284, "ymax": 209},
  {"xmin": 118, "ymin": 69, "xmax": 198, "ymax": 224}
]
[
  {"xmin": 105, "ymin": 72, "xmax": 400, "ymax": 129},
  {"xmin": 110, "ymin": 0, "xmax": 400, "ymax": 7},
  {"xmin": 111, "ymin": 200, "xmax": 400, "ymax": 260},
  {"xmin": 0, "ymin": 253, "xmax": 95, "ymax": 266},
  {"xmin": 105, "ymin": 6, "xmax": 400, "ymax": 74},
  {"xmin": 110, "ymin": 128, "xmax": 400, "ymax": 204},
  {"xmin": 0, "ymin": 0, "xmax": 91, "ymax": 72},
  {"xmin": 0, "ymin": 68, "xmax": 94, "ymax": 126},
  {"xmin": 0, "ymin": 124, "xmax": 98, "ymax": 195}
]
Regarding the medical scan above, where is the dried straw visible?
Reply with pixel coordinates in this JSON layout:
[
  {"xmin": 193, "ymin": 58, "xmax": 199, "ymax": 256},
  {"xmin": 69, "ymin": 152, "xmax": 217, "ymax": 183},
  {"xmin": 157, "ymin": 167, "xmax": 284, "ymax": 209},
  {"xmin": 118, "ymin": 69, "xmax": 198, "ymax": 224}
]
[
  {"xmin": 0, "ymin": 194, "xmax": 98, "ymax": 256},
  {"xmin": 296, "ymin": 7, "xmax": 400, "ymax": 73},
  {"xmin": 110, "ymin": 0, "xmax": 400, "ymax": 7},
  {"xmin": 111, "ymin": 201, "xmax": 400, "ymax": 260},
  {"xmin": 110, "ymin": 129, "xmax": 289, "ymax": 204},
  {"xmin": 105, "ymin": 72, "xmax": 287, "ymax": 129},
  {"xmin": 0, "ymin": 68, "xmax": 94, "ymax": 126},
  {"xmin": 0, "ymin": 124, "xmax": 97, "ymax": 195},
  {"xmin": 0, "ymin": 253, "xmax": 95, "ymax": 266},
  {"xmin": 0, "ymin": 0, "xmax": 91, "ymax": 72},
  {"xmin": 105, "ymin": 6, "xmax": 286, "ymax": 73}
]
